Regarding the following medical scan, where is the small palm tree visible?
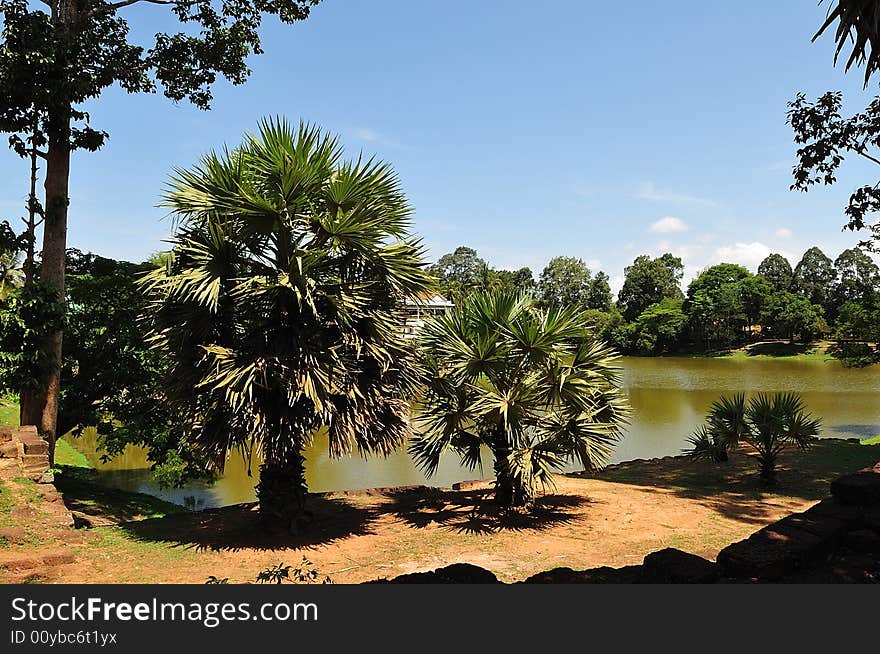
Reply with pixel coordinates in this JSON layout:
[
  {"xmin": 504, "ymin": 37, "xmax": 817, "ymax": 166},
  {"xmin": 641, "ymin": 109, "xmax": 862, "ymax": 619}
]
[
  {"xmin": 412, "ymin": 291, "xmax": 630, "ymax": 508},
  {"xmin": 145, "ymin": 118, "xmax": 432, "ymax": 532},
  {"xmin": 686, "ymin": 392, "xmax": 821, "ymax": 484}
]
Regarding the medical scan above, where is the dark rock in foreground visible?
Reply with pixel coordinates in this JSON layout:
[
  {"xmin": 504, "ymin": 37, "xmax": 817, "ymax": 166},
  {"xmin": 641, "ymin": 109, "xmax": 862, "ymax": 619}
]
[
  {"xmin": 381, "ymin": 563, "xmax": 500, "ymax": 584},
  {"xmin": 523, "ymin": 565, "xmax": 643, "ymax": 584},
  {"xmin": 830, "ymin": 465, "xmax": 880, "ymax": 506},
  {"xmin": 642, "ymin": 548, "xmax": 719, "ymax": 583}
]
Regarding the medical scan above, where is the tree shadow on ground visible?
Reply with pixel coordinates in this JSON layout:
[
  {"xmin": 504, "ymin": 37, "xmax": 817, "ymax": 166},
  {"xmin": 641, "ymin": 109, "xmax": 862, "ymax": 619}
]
[
  {"xmin": 385, "ymin": 487, "xmax": 591, "ymax": 535},
  {"xmin": 55, "ymin": 467, "xmax": 189, "ymax": 523},
  {"xmin": 579, "ymin": 440, "xmax": 880, "ymax": 527},
  {"xmin": 114, "ymin": 495, "xmax": 380, "ymax": 553},
  {"xmin": 744, "ymin": 341, "xmax": 819, "ymax": 357}
]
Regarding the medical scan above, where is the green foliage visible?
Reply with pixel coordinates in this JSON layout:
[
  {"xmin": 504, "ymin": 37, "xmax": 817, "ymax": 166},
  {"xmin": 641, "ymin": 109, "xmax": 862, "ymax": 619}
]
[
  {"xmin": 0, "ymin": 0, "xmax": 321, "ymax": 153},
  {"xmin": 631, "ymin": 298, "xmax": 687, "ymax": 355},
  {"xmin": 788, "ymin": 91, "xmax": 880, "ymax": 250},
  {"xmin": 833, "ymin": 247, "xmax": 879, "ymax": 314},
  {"xmin": 429, "ymin": 246, "xmax": 487, "ymax": 301},
  {"xmin": 685, "ymin": 425, "xmax": 729, "ymax": 464},
  {"xmin": 834, "ymin": 341, "xmax": 880, "ymax": 367},
  {"xmin": 813, "ymin": 0, "xmax": 880, "ymax": 88},
  {"xmin": 148, "ymin": 118, "xmax": 432, "ymax": 530},
  {"xmin": 429, "ymin": 247, "xmax": 536, "ymax": 301},
  {"xmin": 538, "ymin": 256, "xmax": 610, "ymax": 310},
  {"xmin": 757, "ymin": 253, "xmax": 793, "ymax": 293},
  {"xmin": 256, "ymin": 558, "xmax": 331, "ymax": 584},
  {"xmin": 0, "ymin": 281, "xmax": 66, "ymax": 397},
  {"xmin": 205, "ymin": 576, "xmax": 229, "ymax": 585},
  {"xmin": 685, "ymin": 263, "xmax": 751, "ymax": 347},
  {"xmin": 412, "ymin": 290, "xmax": 630, "ymax": 508},
  {"xmin": 761, "ymin": 291, "xmax": 827, "ymax": 342},
  {"xmin": 617, "ymin": 253, "xmax": 684, "ymax": 321},
  {"xmin": 792, "ymin": 246, "xmax": 837, "ymax": 313},
  {"xmin": 686, "ymin": 392, "xmax": 821, "ymax": 484},
  {"xmin": 58, "ymin": 249, "xmax": 208, "ymax": 484}
]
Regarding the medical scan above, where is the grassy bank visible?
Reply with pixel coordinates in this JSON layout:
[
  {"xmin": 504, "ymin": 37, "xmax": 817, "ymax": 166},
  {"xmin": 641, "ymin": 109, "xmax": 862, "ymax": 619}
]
[
  {"xmin": 0, "ymin": 395, "xmax": 18, "ymax": 428},
  {"xmin": 678, "ymin": 340, "xmax": 835, "ymax": 362}
]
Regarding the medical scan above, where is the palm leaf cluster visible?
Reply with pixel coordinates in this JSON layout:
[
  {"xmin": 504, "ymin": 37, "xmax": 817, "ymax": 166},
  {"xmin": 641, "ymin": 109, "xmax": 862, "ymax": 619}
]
[
  {"xmin": 686, "ymin": 392, "xmax": 822, "ymax": 484},
  {"xmin": 144, "ymin": 118, "xmax": 431, "ymax": 527},
  {"xmin": 815, "ymin": 0, "xmax": 880, "ymax": 86},
  {"xmin": 411, "ymin": 291, "xmax": 630, "ymax": 507}
]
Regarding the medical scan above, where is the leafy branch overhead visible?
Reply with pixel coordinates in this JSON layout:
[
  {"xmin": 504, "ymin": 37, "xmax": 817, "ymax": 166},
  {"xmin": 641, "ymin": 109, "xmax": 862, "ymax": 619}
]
[
  {"xmin": 788, "ymin": 91, "xmax": 880, "ymax": 250},
  {"xmin": 0, "ymin": 0, "xmax": 321, "ymax": 151}
]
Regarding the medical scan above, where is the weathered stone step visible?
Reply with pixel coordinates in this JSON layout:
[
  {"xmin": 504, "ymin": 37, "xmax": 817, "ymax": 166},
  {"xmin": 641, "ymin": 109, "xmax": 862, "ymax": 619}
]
[{"xmin": 831, "ymin": 465, "xmax": 880, "ymax": 506}]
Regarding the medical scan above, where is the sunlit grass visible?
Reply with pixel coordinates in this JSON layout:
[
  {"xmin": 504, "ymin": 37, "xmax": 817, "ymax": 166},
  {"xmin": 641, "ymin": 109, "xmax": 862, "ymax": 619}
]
[{"xmin": 0, "ymin": 395, "xmax": 19, "ymax": 428}]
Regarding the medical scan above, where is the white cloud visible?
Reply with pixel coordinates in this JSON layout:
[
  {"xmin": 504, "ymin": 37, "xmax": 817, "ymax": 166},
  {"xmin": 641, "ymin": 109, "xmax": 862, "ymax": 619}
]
[
  {"xmin": 350, "ymin": 127, "xmax": 399, "ymax": 148},
  {"xmin": 774, "ymin": 227, "xmax": 793, "ymax": 239},
  {"xmin": 638, "ymin": 181, "xmax": 718, "ymax": 208},
  {"xmin": 711, "ymin": 242, "xmax": 776, "ymax": 271},
  {"xmin": 649, "ymin": 216, "xmax": 689, "ymax": 233}
]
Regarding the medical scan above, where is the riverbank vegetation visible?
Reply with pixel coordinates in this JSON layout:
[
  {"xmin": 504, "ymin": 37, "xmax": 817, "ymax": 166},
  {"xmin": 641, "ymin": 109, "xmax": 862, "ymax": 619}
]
[{"xmin": 429, "ymin": 243, "xmax": 880, "ymax": 366}]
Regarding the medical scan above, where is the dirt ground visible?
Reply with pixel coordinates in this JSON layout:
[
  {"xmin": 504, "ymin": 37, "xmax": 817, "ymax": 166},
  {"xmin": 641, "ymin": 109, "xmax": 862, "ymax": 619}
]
[{"xmin": 1, "ymin": 440, "xmax": 877, "ymax": 584}]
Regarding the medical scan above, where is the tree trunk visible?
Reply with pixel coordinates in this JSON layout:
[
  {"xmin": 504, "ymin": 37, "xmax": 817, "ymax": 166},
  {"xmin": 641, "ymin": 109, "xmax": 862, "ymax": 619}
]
[
  {"xmin": 23, "ymin": 1, "xmax": 78, "ymax": 464},
  {"xmin": 493, "ymin": 450, "xmax": 515, "ymax": 507},
  {"xmin": 256, "ymin": 448, "xmax": 311, "ymax": 534},
  {"xmin": 759, "ymin": 456, "xmax": 777, "ymax": 486},
  {"xmin": 492, "ymin": 447, "xmax": 533, "ymax": 508},
  {"xmin": 19, "ymin": 125, "xmax": 42, "ymax": 427},
  {"xmin": 25, "ymin": 133, "xmax": 70, "ymax": 464}
]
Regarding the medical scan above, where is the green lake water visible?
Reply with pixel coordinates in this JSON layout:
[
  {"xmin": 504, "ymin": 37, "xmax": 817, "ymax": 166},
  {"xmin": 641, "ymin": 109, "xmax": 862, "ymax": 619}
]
[{"xmin": 65, "ymin": 356, "xmax": 880, "ymax": 510}]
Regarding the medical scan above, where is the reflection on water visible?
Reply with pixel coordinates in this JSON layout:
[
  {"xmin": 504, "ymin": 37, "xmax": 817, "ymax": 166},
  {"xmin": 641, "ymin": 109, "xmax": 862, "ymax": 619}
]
[{"xmin": 66, "ymin": 356, "xmax": 880, "ymax": 509}]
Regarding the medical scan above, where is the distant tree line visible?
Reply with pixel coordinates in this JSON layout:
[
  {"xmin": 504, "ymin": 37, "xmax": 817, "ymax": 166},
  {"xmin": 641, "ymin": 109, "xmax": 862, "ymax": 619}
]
[{"xmin": 428, "ymin": 244, "xmax": 880, "ymax": 363}]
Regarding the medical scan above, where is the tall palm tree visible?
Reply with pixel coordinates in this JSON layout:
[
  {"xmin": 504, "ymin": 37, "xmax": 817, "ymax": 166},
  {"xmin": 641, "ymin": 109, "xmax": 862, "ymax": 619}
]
[
  {"xmin": 686, "ymin": 392, "xmax": 821, "ymax": 484},
  {"xmin": 412, "ymin": 291, "xmax": 630, "ymax": 508},
  {"xmin": 145, "ymin": 118, "xmax": 432, "ymax": 532}
]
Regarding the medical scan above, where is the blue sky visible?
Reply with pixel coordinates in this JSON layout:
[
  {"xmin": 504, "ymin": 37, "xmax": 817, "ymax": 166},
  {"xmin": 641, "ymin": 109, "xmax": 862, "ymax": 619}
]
[{"xmin": 3, "ymin": 0, "xmax": 879, "ymax": 293}]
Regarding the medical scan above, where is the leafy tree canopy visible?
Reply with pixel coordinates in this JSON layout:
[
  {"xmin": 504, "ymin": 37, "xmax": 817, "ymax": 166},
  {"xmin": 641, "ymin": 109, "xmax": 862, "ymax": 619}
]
[
  {"xmin": 0, "ymin": 0, "xmax": 320, "ymax": 152},
  {"xmin": 792, "ymin": 246, "xmax": 837, "ymax": 310},
  {"xmin": 757, "ymin": 253, "xmax": 793, "ymax": 293},
  {"xmin": 617, "ymin": 253, "xmax": 684, "ymax": 321},
  {"xmin": 537, "ymin": 256, "xmax": 610, "ymax": 310}
]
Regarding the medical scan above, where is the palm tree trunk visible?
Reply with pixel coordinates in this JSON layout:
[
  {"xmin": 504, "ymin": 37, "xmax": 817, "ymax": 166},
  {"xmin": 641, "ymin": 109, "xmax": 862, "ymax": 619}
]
[
  {"xmin": 493, "ymin": 450, "xmax": 515, "ymax": 506},
  {"xmin": 759, "ymin": 456, "xmax": 777, "ymax": 485},
  {"xmin": 256, "ymin": 448, "xmax": 311, "ymax": 533},
  {"xmin": 492, "ymin": 445, "xmax": 533, "ymax": 508}
]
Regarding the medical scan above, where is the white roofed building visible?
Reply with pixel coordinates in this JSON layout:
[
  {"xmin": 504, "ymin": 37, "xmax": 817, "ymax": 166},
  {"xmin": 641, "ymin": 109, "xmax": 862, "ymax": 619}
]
[{"xmin": 400, "ymin": 292, "xmax": 454, "ymax": 338}]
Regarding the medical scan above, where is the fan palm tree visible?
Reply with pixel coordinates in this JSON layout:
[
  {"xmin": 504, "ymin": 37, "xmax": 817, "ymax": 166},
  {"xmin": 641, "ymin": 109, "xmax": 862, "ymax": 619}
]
[
  {"xmin": 685, "ymin": 392, "xmax": 821, "ymax": 484},
  {"xmin": 814, "ymin": 0, "xmax": 880, "ymax": 86},
  {"xmin": 144, "ymin": 118, "xmax": 432, "ymax": 532},
  {"xmin": 411, "ymin": 291, "xmax": 630, "ymax": 508}
]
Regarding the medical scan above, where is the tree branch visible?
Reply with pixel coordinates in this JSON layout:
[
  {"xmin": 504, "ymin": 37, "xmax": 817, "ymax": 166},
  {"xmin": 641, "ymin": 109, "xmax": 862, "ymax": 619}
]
[
  {"xmin": 89, "ymin": 0, "xmax": 182, "ymax": 17},
  {"xmin": 856, "ymin": 148, "xmax": 880, "ymax": 167}
]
